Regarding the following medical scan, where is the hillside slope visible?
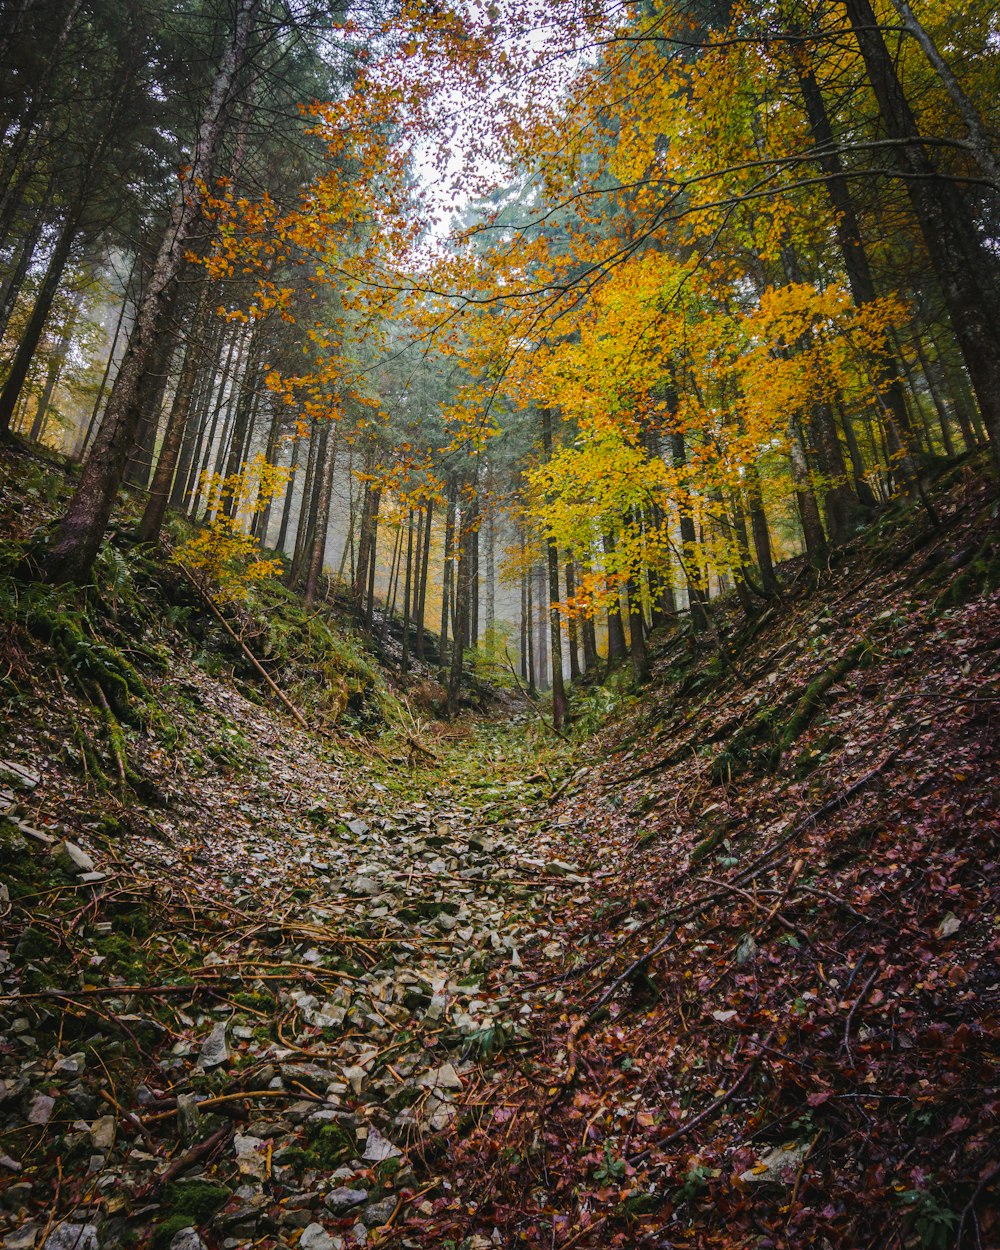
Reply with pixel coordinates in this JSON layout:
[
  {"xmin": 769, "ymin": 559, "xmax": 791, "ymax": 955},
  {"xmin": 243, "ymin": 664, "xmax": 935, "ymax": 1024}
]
[
  {"xmin": 0, "ymin": 449, "xmax": 998, "ymax": 1250},
  {"xmin": 416, "ymin": 463, "xmax": 1000, "ymax": 1250}
]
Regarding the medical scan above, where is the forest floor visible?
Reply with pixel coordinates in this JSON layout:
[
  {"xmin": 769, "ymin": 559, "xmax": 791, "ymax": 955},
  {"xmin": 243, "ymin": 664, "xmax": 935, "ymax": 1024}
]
[{"xmin": 0, "ymin": 448, "xmax": 999, "ymax": 1250}]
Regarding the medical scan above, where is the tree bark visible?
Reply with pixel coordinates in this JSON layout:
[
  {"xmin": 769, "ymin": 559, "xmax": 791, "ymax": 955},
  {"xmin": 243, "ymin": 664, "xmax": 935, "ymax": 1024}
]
[
  {"xmin": 415, "ymin": 498, "xmax": 433, "ymax": 660},
  {"xmin": 304, "ymin": 426, "xmax": 337, "ymax": 605},
  {"xmin": 843, "ymin": 0, "xmax": 1000, "ymax": 469},
  {"xmin": 138, "ymin": 291, "xmax": 209, "ymax": 543},
  {"xmin": 43, "ymin": 0, "xmax": 261, "ymax": 581},
  {"xmin": 0, "ymin": 211, "xmax": 77, "ymax": 437}
]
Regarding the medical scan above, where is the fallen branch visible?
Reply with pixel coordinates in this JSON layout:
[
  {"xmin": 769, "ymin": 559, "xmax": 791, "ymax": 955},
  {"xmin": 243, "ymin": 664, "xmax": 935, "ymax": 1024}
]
[
  {"xmin": 842, "ymin": 966, "xmax": 880, "ymax": 1067},
  {"xmin": 504, "ymin": 647, "xmax": 571, "ymax": 742},
  {"xmin": 177, "ymin": 561, "xmax": 309, "ymax": 731},
  {"xmin": 632, "ymin": 1030, "xmax": 776, "ymax": 1161},
  {"xmin": 148, "ymin": 1125, "xmax": 232, "ymax": 1194}
]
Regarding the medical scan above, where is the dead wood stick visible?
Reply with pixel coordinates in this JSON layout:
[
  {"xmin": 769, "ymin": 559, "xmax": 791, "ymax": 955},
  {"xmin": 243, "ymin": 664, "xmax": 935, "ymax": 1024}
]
[
  {"xmin": 143, "ymin": 1089, "xmax": 323, "ymax": 1125},
  {"xmin": 149, "ymin": 1125, "xmax": 232, "ymax": 1193},
  {"xmin": 732, "ymin": 748, "xmax": 902, "ymax": 889},
  {"xmin": 99, "ymin": 1088, "xmax": 157, "ymax": 1148},
  {"xmin": 405, "ymin": 732, "xmax": 441, "ymax": 762},
  {"xmin": 177, "ymin": 561, "xmax": 308, "ymax": 731},
  {"xmin": 503, "ymin": 648, "xmax": 571, "ymax": 742},
  {"xmin": 842, "ymin": 967, "xmax": 880, "ymax": 1066},
  {"xmin": 695, "ymin": 873, "xmax": 807, "ymax": 942},
  {"xmin": 633, "ymin": 1030, "xmax": 777, "ymax": 1160}
]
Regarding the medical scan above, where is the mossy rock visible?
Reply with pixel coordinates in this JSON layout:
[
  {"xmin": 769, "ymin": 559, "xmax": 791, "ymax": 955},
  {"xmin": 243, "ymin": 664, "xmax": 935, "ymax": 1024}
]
[
  {"xmin": 161, "ymin": 1179, "xmax": 230, "ymax": 1223},
  {"xmin": 305, "ymin": 1121, "xmax": 355, "ymax": 1168}
]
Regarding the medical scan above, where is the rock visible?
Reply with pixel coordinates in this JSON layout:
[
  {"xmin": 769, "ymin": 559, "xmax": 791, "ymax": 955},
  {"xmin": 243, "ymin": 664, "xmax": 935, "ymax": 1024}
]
[
  {"xmin": 54, "ymin": 1053, "xmax": 86, "ymax": 1078},
  {"xmin": 0, "ymin": 761, "xmax": 39, "ymax": 792},
  {"xmin": 77, "ymin": 873, "xmax": 108, "ymax": 885},
  {"xmin": 89, "ymin": 1115, "xmax": 115, "ymax": 1151},
  {"xmin": 234, "ymin": 1133, "xmax": 268, "ymax": 1179},
  {"xmin": 543, "ymin": 859, "xmax": 578, "ymax": 877},
  {"xmin": 27, "ymin": 1093, "xmax": 55, "ymax": 1124},
  {"xmin": 2, "ymin": 1180, "xmax": 32, "ymax": 1209},
  {"xmin": 739, "ymin": 1142, "xmax": 812, "ymax": 1185},
  {"xmin": 346, "ymin": 876, "xmax": 380, "ymax": 898},
  {"xmin": 177, "ymin": 1093, "xmax": 201, "ymax": 1143},
  {"xmin": 361, "ymin": 1128, "xmax": 401, "ymax": 1163},
  {"xmin": 346, "ymin": 819, "xmax": 370, "ymax": 837},
  {"xmin": 342, "ymin": 1065, "xmax": 366, "ymax": 1096},
  {"xmin": 43, "ymin": 1225, "xmax": 99, "ymax": 1250},
  {"xmin": 167, "ymin": 1231, "xmax": 206, "ymax": 1250},
  {"xmin": 324, "ymin": 1187, "xmax": 368, "ymax": 1213},
  {"xmin": 299, "ymin": 1225, "xmax": 337, "ymax": 1250},
  {"xmin": 4, "ymin": 1225, "xmax": 39, "ymax": 1250},
  {"xmin": 281, "ymin": 1209, "xmax": 314, "ymax": 1229},
  {"xmin": 197, "ymin": 1020, "xmax": 229, "ymax": 1069},
  {"xmin": 9, "ymin": 820, "xmax": 54, "ymax": 848},
  {"xmin": 360, "ymin": 1197, "xmax": 396, "ymax": 1228},
  {"xmin": 418, "ymin": 1062, "xmax": 462, "ymax": 1091},
  {"xmin": 52, "ymin": 841, "xmax": 95, "ymax": 877}
]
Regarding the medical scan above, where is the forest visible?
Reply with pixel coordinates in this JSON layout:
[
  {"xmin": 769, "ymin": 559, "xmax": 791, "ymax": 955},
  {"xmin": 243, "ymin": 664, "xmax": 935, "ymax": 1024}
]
[{"xmin": 0, "ymin": 0, "xmax": 998, "ymax": 1248}]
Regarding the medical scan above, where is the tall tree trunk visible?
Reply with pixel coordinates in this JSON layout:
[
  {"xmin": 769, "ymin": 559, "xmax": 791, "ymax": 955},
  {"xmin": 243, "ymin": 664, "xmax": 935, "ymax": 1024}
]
[
  {"xmin": 745, "ymin": 462, "xmax": 781, "ymax": 595},
  {"xmin": 565, "ymin": 558, "xmax": 582, "ymax": 680},
  {"xmin": 401, "ymin": 508, "xmax": 414, "ymax": 671},
  {"xmin": 535, "ymin": 562, "xmax": 550, "ymax": 691},
  {"xmin": 484, "ymin": 506, "xmax": 496, "ymax": 636},
  {"xmin": 43, "ymin": 0, "xmax": 261, "ymax": 582},
  {"xmin": 580, "ymin": 559, "xmax": 600, "ymax": 674},
  {"xmin": 448, "ymin": 504, "xmax": 473, "ymax": 715},
  {"xmin": 439, "ymin": 477, "xmax": 456, "ymax": 677},
  {"xmin": 0, "ymin": 181, "xmax": 50, "ymax": 348},
  {"xmin": 27, "ymin": 288, "xmax": 81, "ymax": 442},
  {"xmin": 275, "ymin": 433, "xmax": 301, "ymax": 555},
  {"xmin": 794, "ymin": 53, "xmax": 918, "ymax": 470},
  {"xmin": 186, "ymin": 323, "xmax": 240, "ymax": 514},
  {"xmin": 626, "ymin": 571, "xmax": 648, "ymax": 682},
  {"xmin": 253, "ymin": 398, "xmax": 286, "ymax": 542},
  {"xmin": 221, "ymin": 324, "xmax": 262, "ymax": 514},
  {"xmin": 670, "ymin": 431, "xmax": 710, "ymax": 628},
  {"xmin": 305, "ymin": 427, "xmax": 337, "ymax": 605},
  {"xmin": 363, "ymin": 488, "xmax": 381, "ymax": 631},
  {"xmin": 788, "ymin": 416, "xmax": 829, "ymax": 567},
  {"xmin": 843, "ymin": 0, "xmax": 1000, "ymax": 468},
  {"xmin": 0, "ymin": 211, "xmax": 77, "ymax": 437},
  {"xmin": 79, "ymin": 260, "xmax": 136, "ymax": 459},
  {"xmin": 290, "ymin": 420, "xmax": 322, "ymax": 586},
  {"xmin": 123, "ymin": 308, "xmax": 178, "ymax": 488},
  {"xmin": 138, "ymin": 290, "xmax": 209, "ymax": 543},
  {"xmin": 415, "ymin": 498, "xmax": 433, "ymax": 660},
  {"xmin": 602, "ymin": 531, "xmax": 627, "ymax": 663},
  {"xmin": 884, "ymin": 0, "xmax": 1000, "ymax": 188}
]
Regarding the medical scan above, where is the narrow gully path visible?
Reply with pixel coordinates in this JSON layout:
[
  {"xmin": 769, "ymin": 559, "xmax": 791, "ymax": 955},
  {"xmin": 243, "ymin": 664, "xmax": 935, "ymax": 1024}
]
[{"xmin": 0, "ymin": 658, "xmax": 590, "ymax": 1250}]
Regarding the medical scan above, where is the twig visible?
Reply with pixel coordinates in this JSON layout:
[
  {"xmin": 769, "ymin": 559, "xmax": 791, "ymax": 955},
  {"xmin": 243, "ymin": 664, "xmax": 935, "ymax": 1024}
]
[
  {"xmin": 177, "ymin": 561, "xmax": 308, "ymax": 731},
  {"xmin": 503, "ymin": 647, "xmax": 571, "ymax": 742},
  {"xmin": 148, "ymin": 1125, "xmax": 232, "ymax": 1193},
  {"xmin": 842, "ymin": 967, "xmax": 880, "ymax": 1066},
  {"xmin": 632, "ymin": 1030, "xmax": 776, "ymax": 1161}
]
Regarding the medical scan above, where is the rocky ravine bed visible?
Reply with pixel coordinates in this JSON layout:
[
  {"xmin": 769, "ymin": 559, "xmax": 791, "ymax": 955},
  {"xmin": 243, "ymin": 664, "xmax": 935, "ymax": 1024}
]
[{"xmin": 0, "ymin": 659, "xmax": 587, "ymax": 1250}]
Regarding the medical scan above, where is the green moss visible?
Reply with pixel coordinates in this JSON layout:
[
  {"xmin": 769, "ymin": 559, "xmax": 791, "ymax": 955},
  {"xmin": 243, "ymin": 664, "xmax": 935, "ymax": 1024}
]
[
  {"xmin": 304, "ymin": 1121, "xmax": 355, "ymax": 1168},
  {"xmin": 231, "ymin": 989, "xmax": 276, "ymax": 1012},
  {"xmin": 161, "ymin": 1179, "xmax": 230, "ymax": 1223},
  {"xmin": 15, "ymin": 926, "xmax": 58, "ymax": 960},
  {"xmin": 94, "ymin": 932, "xmax": 147, "ymax": 979}
]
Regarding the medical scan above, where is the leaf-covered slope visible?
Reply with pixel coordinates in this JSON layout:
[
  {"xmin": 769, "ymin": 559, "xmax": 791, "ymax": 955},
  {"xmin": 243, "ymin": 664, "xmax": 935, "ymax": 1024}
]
[{"xmin": 419, "ymin": 465, "xmax": 1000, "ymax": 1250}]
